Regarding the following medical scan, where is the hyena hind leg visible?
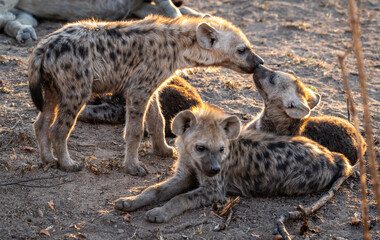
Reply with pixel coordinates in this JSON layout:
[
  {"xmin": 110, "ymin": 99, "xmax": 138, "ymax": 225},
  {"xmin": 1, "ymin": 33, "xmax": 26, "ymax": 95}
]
[
  {"xmin": 122, "ymin": 96, "xmax": 150, "ymax": 176},
  {"xmin": 33, "ymin": 87, "xmax": 58, "ymax": 165},
  {"xmin": 146, "ymin": 93, "xmax": 176, "ymax": 157},
  {"xmin": 49, "ymin": 93, "xmax": 90, "ymax": 172}
]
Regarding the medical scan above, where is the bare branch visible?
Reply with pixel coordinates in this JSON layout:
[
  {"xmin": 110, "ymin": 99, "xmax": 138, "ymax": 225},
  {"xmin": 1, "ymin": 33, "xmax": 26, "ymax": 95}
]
[{"xmin": 348, "ymin": 0, "xmax": 380, "ymax": 236}]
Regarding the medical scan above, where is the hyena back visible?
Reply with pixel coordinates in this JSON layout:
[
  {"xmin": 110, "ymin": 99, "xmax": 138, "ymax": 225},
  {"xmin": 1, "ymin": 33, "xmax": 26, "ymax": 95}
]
[
  {"xmin": 246, "ymin": 64, "xmax": 366, "ymax": 165},
  {"xmin": 28, "ymin": 15, "xmax": 263, "ymax": 174},
  {"xmin": 115, "ymin": 104, "xmax": 352, "ymax": 223}
]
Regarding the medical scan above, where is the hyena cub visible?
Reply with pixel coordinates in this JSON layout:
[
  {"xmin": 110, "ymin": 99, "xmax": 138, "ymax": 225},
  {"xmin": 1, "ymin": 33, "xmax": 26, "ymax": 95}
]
[
  {"xmin": 246, "ymin": 65, "xmax": 366, "ymax": 165},
  {"xmin": 115, "ymin": 104, "xmax": 352, "ymax": 223},
  {"xmin": 28, "ymin": 15, "xmax": 263, "ymax": 175},
  {"xmin": 78, "ymin": 75, "xmax": 203, "ymax": 138}
]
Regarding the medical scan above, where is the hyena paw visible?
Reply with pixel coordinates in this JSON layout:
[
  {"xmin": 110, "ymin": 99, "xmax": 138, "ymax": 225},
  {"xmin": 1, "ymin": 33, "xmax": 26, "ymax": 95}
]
[
  {"xmin": 122, "ymin": 162, "xmax": 148, "ymax": 177},
  {"xmin": 41, "ymin": 155, "xmax": 58, "ymax": 164},
  {"xmin": 145, "ymin": 207, "xmax": 171, "ymax": 223},
  {"xmin": 114, "ymin": 197, "xmax": 138, "ymax": 211},
  {"xmin": 15, "ymin": 25, "xmax": 37, "ymax": 43},
  {"xmin": 153, "ymin": 145, "xmax": 177, "ymax": 158},
  {"xmin": 59, "ymin": 159, "xmax": 83, "ymax": 172}
]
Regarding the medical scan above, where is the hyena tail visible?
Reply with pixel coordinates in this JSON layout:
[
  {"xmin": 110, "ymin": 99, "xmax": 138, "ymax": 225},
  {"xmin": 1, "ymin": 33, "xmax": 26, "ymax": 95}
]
[{"xmin": 28, "ymin": 47, "xmax": 45, "ymax": 112}]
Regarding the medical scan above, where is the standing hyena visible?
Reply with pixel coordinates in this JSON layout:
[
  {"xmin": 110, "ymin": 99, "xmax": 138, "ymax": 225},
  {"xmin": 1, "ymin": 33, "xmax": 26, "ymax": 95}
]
[
  {"xmin": 115, "ymin": 104, "xmax": 352, "ymax": 223},
  {"xmin": 28, "ymin": 15, "xmax": 264, "ymax": 175},
  {"xmin": 245, "ymin": 64, "xmax": 366, "ymax": 165}
]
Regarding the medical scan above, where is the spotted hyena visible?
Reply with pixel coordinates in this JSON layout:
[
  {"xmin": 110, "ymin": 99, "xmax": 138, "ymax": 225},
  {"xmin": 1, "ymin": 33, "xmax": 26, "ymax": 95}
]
[
  {"xmin": 114, "ymin": 104, "xmax": 352, "ymax": 223},
  {"xmin": 245, "ymin": 64, "xmax": 366, "ymax": 165},
  {"xmin": 28, "ymin": 15, "xmax": 264, "ymax": 175},
  {"xmin": 78, "ymin": 75, "xmax": 203, "ymax": 138}
]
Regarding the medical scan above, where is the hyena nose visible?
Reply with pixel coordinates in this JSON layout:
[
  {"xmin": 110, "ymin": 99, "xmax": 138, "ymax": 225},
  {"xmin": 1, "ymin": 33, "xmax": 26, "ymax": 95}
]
[
  {"xmin": 256, "ymin": 55, "xmax": 264, "ymax": 65},
  {"xmin": 210, "ymin": 165, "xmax": 220, "ymax": 174}
]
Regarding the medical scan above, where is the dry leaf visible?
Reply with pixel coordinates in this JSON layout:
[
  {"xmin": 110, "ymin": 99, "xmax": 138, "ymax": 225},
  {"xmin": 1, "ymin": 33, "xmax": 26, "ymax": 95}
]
[
  {"xmin": 123, "ymin": 213, "xmax": 131, "ymax": 222},
  {"xmin": 19, "ymin": 146, "xmax": 35, "ymax": 152},
  {"xmin": 251, "ymin": 233, "xmax": 262, "ymax": 240},
  {"xmin": 78, "ymin": 232, "xmax": 87, "ymax": 238},
  {"xmin": 273, "ymin": 234, "xmax": 283, "ymax": 240},
  {"xmin": 48, "ymin": 200, "xmax": 55, "ymax": 210},
  {"xmin": 39, "ymin": 229, "xmax": 51, "ymax": 236}
]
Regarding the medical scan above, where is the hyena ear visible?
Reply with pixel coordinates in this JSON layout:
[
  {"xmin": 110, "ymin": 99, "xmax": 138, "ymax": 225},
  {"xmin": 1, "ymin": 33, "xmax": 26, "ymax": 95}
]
[
  {"xmin": 196, "ymin": 22, "xmax": 218, "ymax": 49},
  {"xmin": 220, "ymin": 115, "xmax": 241, "ymax": 140},
  {"xmin": 284, "ymin": 98, "xmax": 311, "ymax": 119},
  {"xmin": 172, "ymin": 110, "xmax": 197, "ymax": 136},
  {"xmin": 306, "ymin": 88, "xmax": 321, "ymax": 110}
]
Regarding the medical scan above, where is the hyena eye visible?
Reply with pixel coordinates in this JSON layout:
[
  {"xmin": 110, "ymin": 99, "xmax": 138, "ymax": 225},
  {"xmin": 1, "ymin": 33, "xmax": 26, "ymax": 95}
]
[
  {"xmin": 219, "ymin": 146, "xmax": 225, "ymax": 152},
  {"xmin": 269, "ymin": 75, "xmax": 275, "ymax": 85},
  {"xmin": 237, "ymin": 47, "xmax": 247, "ymax": 55},
  {"xmin": 195, "ymin": 145, "xmax": 206, "ymax": 152}
]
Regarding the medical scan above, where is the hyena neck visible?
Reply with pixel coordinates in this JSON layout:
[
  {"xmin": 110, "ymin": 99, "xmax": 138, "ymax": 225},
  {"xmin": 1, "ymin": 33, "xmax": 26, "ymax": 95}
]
[
  {"xmin": 260, "ymin": 106, "xmax": 308, "ymax": 136},
  {"xmin": 167, "ymin": 27, "xmax": 220, "ymax": 69}
]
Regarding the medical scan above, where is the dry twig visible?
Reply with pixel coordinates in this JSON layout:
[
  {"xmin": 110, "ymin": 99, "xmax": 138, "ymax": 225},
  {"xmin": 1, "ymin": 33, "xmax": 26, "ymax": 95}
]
[
  {"xmin": 274, "ymin": 175, "xmax": 349, "ymax": 240},
  {"xmin": 0, "ymin": 174, "xmax": 73, "ymax": 188},
  {"xmin": 216, "ymin": 196, "xmax": 240, "ymax": 217},
  {"xmin": 338, "ymin": 47, "xmax": 370, "ymax": 239},
  {"xmin": 348, "ymin": 0, "xmax": 380, "ymax": 219}
]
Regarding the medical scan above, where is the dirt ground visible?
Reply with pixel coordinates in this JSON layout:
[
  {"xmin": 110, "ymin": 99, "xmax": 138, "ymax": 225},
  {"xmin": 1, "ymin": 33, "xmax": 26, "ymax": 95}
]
[{"xmin": 0, "ymin": 0, "xmax": 379, "ymax": 239}]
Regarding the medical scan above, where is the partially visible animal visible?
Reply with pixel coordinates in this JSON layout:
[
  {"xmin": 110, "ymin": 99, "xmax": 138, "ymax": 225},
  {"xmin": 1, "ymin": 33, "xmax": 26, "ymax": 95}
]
[
  {"xmin": 115, "ymin": 104, "xmax": 352, "ymax": 223},
  {"xmin": 0, "ymin": 0, "xmax": 202, "ymax": 43},
  {"xmin": 78, "ymin": 75, "xmax": 203, "ymax": 138},
  {"xmin": 245, "ymin": 64, "xmax": 366, "ymax": 165},
  {"xmin": 28, "ymin": 15, "xmax": 264, "ymax": 175}
]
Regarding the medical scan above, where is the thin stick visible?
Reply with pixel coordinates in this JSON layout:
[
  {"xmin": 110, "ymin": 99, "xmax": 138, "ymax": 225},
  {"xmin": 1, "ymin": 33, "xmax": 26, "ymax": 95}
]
[
  {"xmin": 274, "ymin": 175, "xmax": 349, "ymax": 240},
  {"xmin": 0, "ymin": 174, "xmax": 68, "ymax": 186},
  {"xmin": 225, "ymin": 209, "xmax": 234, "ymax": 227},
  {"xmin": 14, "ymin": 180, "xmax": 74, "ymax": 188},
  {"xmin": 348, "ymin": 0, "xmax": 380, "ymax": 218},
  {"xmin": 217, "ymin": 196, "xmax": 240, "ymax": 217},
  {"xmin": 338, "ymin": 49, "xmax": 370, "ymax": 239}
]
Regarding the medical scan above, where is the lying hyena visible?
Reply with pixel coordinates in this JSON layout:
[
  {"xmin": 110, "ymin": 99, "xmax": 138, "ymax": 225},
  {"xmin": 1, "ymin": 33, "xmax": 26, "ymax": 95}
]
[
  {"xmin": 245, "ymin": 64, "xmax": 366, "ymax": 165},
  {"xmin": 115, "ymin": 104, "xmax": 352, "ymax": 223},
  {"xmin": 78, "ymin": 75, "xmax": 203, "ymax": 138},
  {"xmin": 28, "ymin": 15, "xmax": 264, "ymax": 175}
]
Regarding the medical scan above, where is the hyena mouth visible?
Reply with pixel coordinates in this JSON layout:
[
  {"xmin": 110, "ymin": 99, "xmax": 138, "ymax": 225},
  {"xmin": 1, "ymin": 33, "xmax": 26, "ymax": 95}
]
[{"xmin": 253, "ymin": 75, "xmax": 263, "ymax": 90}]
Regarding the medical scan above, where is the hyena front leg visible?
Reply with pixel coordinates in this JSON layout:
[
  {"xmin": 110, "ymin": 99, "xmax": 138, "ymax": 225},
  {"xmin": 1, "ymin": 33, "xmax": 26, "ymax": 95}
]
[
  {"xmin": 115, "ymin": 166, "xmax": 196, "ymax": 211},
  {"xmin": 146, "ymin": 92, "xmax": 176, "ymax": 157},
  {"xmin": 49, "ymin": 91, "xmax": 90, "ymax": 172},
  {"xmin": 34, "ymin": 87, "xmax": 58, "ymax": 164},
  {"xmin": 146, "ymin": 183, "xmax": 224, "ymax": 223}
]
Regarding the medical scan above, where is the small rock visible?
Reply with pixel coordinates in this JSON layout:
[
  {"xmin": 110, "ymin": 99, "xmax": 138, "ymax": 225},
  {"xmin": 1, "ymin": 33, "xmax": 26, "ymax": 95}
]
[
  {"xmin": 38, "ymin": 209, "xmax": 44, "ymax": 218},
  {"xmin": 118, "ymin": 229, "xmax": 124, "ymax": 234}
]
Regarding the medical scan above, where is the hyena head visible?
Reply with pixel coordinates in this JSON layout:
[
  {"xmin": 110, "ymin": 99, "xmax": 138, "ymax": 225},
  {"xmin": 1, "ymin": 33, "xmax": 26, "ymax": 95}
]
[
  {"xmin": 172, "ymin": 105, "xmax": 241, "ymax": 177},
  {"xmin": 253, "ymin": 65, "xmax": 321, "ymax": 119},
  {"xmin": 194, "ymin": 16, "xmax": 264, "ymax": 73}
]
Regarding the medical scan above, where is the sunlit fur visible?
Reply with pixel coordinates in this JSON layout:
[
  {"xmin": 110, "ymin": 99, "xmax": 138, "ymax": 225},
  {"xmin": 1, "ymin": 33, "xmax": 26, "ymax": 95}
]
[
  {"xmin": 246, "ymin": 65, "xmax": 366, "ymax": 165},
  {"xmin": 115, "ymin": 104, "xmax": 352, "ymax": 223},
  {"xmin": 28, "ymin": 15, "xmax": 262, "ymax": 174}
]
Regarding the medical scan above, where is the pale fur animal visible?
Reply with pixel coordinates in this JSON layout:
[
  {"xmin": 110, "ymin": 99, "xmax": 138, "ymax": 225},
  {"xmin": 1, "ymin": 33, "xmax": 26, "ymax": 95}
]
[
  {"xmin": 28, "ymin": 15, "xmax": 264, "ymax": 175},
  {"xmin": 0, "ymin": 0, "xmax": 202, "ymax": 42},
  {"xmin": 246, "ymin": 64, "xmax": 366, "ymax": 165},
  {"xmin": 115, "ymin": 104, "xmax": 352, "ymax": 223}
]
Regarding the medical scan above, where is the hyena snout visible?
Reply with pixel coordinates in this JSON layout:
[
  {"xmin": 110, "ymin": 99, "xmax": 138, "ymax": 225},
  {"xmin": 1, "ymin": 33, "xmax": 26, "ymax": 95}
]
[
  {"xmin": 253, "ymin": 64, "xmax": 273, "ymax": 81},
  {"xmin": 202, "ymin": 153, "xmax": 221, "ymax": 177},
  {"xmin": 252, "ymin": 64, "xmax": 274, "ymax": 92},
  {"xmin": 240, "ymin": 51, "xmax": 264, "ymax": 74}
]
